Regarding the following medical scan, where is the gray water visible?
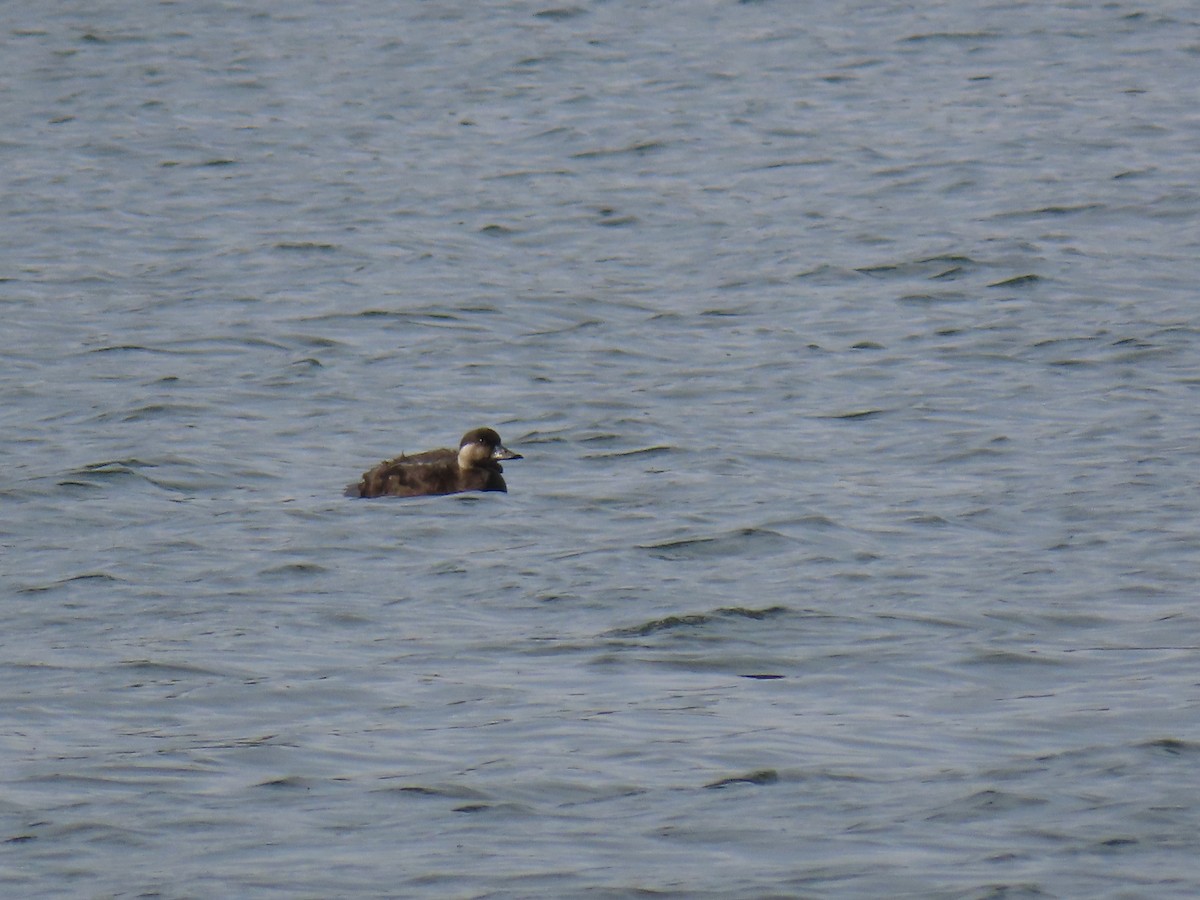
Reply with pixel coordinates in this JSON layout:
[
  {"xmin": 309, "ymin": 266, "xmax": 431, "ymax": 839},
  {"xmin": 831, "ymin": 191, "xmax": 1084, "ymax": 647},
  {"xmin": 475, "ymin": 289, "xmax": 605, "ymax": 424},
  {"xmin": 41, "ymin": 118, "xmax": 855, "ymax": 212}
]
[{"xmin": 4, "ymin": 1, "xmax": 1200, "ymax": 896}]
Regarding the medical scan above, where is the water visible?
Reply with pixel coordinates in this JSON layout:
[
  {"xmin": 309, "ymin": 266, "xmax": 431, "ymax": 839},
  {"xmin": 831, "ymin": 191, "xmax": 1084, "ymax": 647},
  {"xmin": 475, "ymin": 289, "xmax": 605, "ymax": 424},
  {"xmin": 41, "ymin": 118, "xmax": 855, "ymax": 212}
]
[{"xmin": 4, "ymin": 1, "xmax": 1200, "ymax": 896}]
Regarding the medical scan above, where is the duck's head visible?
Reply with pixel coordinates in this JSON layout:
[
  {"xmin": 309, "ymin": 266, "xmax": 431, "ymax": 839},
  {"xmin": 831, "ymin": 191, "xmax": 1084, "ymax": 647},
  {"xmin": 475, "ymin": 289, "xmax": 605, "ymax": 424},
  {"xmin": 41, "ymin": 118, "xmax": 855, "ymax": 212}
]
[{"xmin": 457, "ymin": 428, "xmax": 522, "ymax": 469}]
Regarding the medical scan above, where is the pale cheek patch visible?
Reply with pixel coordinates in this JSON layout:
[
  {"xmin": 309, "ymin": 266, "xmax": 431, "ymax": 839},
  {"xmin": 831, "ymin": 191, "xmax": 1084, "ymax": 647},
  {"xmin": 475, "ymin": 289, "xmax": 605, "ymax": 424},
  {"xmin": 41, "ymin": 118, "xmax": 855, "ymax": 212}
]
[{"xmin": 458, "ymin": 442, "xmax": 488, "ymax": 469}]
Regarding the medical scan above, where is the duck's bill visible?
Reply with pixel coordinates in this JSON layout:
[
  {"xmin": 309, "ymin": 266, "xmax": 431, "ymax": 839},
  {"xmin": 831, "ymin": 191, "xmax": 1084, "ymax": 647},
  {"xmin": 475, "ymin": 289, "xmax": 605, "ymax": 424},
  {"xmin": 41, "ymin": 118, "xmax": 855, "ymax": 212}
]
[{"xmin": 493, "ymin": 445, "xmax": 522, "ymax": 461}]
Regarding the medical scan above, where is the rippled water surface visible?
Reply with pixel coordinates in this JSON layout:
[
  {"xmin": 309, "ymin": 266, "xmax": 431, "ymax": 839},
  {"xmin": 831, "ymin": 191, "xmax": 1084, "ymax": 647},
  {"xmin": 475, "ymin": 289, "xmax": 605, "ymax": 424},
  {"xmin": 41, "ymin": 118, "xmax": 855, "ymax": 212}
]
[{"xmin": 4, "ymin": 1, "xmax": 1200, "ymax": 896}]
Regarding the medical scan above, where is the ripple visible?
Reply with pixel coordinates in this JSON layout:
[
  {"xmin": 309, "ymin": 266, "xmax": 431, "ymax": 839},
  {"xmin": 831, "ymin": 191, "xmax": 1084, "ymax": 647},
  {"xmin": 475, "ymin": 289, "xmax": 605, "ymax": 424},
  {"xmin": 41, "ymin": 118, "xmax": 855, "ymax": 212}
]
[
  {"xmin": 606, "ymin": 605, "xmax": 790, "ymax": 637},
  {"xmin": 704, "ymin": 769, "xmax": 779, "ymax": 789},
  {"xmin": 640, "ymin": 528, "xmax": 796, "ymax": 560}
]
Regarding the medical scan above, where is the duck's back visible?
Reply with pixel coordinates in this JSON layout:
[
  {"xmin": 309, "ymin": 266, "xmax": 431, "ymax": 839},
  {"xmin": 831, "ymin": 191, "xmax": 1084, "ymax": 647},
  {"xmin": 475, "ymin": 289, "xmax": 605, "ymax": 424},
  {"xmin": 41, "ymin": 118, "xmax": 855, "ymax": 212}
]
[
  {"xmin": 347, "ymin": 451, "xmax": 507, "ymax": 498},
  {"xmin": 396, "ymin": 447, "xmax": 455, "ymax": 465}
]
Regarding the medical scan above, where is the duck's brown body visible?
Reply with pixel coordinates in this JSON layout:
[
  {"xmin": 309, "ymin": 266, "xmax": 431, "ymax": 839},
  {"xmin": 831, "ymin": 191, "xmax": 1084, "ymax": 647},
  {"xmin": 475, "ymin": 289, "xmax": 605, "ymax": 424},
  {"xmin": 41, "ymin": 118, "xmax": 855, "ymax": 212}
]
[{"xmin": 347, "ymin": 428, "xmax": 521, "ymax": 499}]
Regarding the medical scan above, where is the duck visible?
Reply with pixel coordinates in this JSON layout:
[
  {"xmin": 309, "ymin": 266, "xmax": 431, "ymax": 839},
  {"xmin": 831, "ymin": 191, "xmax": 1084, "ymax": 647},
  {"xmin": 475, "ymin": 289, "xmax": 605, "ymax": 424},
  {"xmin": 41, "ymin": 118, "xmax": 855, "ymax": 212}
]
[{"xmin": 346, "ymin": 428, "xmax": 522, "ymax": 498}]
